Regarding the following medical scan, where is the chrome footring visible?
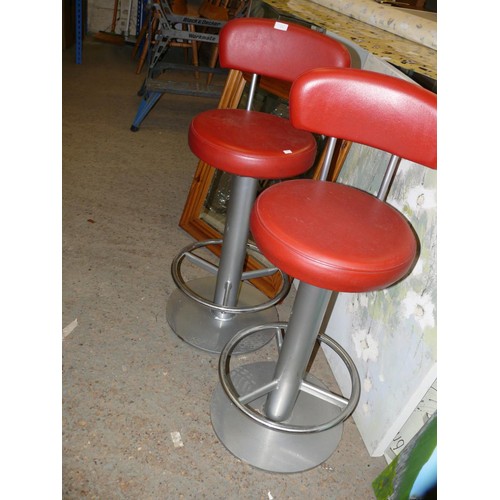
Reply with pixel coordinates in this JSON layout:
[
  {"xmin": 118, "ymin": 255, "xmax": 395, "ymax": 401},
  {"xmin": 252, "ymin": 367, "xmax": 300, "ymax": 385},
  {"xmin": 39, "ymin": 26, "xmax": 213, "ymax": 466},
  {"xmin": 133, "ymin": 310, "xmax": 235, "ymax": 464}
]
[
  {"xmin": 171, "ymin": 239, "xmax": 291, "ymax": 314},
  {"xmin": 218, "ymin": 322, "xmax": 361, "ymax": 433}
]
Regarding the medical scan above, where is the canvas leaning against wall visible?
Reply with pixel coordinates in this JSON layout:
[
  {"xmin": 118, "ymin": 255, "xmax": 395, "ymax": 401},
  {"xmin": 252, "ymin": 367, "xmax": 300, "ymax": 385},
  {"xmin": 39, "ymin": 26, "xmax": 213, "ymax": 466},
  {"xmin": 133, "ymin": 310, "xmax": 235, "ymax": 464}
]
[{"xmin": 322, "ymin": 53, "xmax": 437, "ymax": 457}]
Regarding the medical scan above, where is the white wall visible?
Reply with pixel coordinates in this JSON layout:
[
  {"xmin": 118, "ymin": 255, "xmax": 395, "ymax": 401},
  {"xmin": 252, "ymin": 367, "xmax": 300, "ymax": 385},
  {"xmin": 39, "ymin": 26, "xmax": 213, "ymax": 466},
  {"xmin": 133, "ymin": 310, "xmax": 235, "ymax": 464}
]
[{"xmin": 87, "ymin": 0, "xmax": 139, "ymax": 36}]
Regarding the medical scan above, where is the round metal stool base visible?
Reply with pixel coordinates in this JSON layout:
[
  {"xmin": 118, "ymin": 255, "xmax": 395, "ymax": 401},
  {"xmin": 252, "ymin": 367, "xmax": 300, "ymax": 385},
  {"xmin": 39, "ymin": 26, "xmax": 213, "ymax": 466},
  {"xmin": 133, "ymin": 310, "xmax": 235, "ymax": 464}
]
[
  {"xmin": 211, "ymin": 361, "xmax": 344, "ymax": 473},
  {"xmin": 166, "ymin": 277, "xmax": 278, "ymax": 354}
]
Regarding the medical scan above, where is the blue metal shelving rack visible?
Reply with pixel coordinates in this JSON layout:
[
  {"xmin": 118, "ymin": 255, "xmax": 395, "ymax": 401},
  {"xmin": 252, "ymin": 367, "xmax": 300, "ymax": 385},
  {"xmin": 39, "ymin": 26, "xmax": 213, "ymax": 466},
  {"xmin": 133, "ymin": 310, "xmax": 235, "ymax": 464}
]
[{"xmin": 76, "ymin": 0, "xmax": 83, "ymax": 64}]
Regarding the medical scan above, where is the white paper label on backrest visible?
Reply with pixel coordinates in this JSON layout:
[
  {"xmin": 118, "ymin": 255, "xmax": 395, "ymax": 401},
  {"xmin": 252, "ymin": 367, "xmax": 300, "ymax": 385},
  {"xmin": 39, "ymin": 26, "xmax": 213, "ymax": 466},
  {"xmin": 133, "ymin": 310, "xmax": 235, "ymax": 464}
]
[{"xmin": 274, "ymin": 22, "xmax": 289, "ymax": 31}]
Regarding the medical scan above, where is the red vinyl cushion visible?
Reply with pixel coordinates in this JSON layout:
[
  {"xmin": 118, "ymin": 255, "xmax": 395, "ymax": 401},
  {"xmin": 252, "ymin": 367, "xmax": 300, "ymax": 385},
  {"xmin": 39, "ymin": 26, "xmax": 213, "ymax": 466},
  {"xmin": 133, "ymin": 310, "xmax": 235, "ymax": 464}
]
[
  {"xmin": 189, "ymin": 109, "xmax": 317, "ymax": 178},
  {"xmin": 187, "ymin": 18, "xmax": 351, "ymax": 179},
  {"xmin": 250, "ymin": 180, "xmax": 418, "ymax": 292}
]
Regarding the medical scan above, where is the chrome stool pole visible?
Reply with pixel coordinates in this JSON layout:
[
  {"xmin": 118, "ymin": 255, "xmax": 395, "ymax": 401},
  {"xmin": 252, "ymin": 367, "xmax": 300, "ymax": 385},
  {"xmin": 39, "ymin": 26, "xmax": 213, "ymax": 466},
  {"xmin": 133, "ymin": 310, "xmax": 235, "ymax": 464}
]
[
  {"xmin": 211, "ymin": 283, "xmax": 361, "ymax": 473},
  {"xmin": 166, "ymin": 175, "xmax": 291, "ymax": 354}
]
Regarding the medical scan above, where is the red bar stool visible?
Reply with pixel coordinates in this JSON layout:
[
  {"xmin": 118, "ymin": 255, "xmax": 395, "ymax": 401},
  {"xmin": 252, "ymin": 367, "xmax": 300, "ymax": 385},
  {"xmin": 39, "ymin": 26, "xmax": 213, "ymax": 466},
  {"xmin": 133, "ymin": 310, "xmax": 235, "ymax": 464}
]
[
  {"xmin": 211, "ymin": 68, "xmax": 437, "ymax": 472},
  {"xmin": 166, "ymin": 18, "xmax": 351, "ymax": 354}
]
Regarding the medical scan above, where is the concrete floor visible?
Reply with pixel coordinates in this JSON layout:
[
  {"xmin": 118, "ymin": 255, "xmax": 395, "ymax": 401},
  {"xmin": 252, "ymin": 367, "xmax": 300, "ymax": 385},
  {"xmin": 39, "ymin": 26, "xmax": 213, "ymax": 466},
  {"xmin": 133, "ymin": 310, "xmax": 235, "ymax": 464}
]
[{"xmin": 62, "ymin": 39, "xmax": 386, "ymax": 498}]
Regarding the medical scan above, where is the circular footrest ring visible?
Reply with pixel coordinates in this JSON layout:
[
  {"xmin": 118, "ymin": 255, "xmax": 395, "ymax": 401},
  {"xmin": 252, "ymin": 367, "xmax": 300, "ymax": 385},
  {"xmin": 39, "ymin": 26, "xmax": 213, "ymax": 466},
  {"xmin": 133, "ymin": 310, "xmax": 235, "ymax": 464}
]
[
  {"xmin": 218, "ymin": 322, "xmax": 361, "ymax": 434},
  {"xmin": 171, "ymin": 239, "xmax": 291, "ymax": 314}
]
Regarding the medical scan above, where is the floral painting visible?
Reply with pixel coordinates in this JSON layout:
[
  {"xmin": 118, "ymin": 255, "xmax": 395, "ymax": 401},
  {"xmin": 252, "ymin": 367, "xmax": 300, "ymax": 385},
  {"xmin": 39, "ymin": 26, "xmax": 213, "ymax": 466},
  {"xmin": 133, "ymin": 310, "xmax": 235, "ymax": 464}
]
[{"xmin": 322, "ymin": 54, "xmax": 437, "ymax": 457}]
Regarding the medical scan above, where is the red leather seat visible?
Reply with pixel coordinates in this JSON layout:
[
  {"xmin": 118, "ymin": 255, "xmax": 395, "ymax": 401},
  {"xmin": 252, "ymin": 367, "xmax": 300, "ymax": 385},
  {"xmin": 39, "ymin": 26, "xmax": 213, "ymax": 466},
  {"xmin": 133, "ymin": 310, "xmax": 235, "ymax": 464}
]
[
  {"xmin": 188, "ymin": 17, "xmax": 351, "ymax": 180},
  {"xmin": 189, "ymin": 109, "xmax": 316, "ymax": 178},
  {"xmin": 251, "ymin": 180, "xmax": 417, "ymax": 292},
  {"xmin": 209, "ymin": 68, "xmax": 437, "ymax": 474},
  {"xmin": 166, "ymin": 20, "xmax": 352, "ymax": 355},
  {"xmin": 250, "ymin": 68, "xmax": 437, "ymax": 293}
]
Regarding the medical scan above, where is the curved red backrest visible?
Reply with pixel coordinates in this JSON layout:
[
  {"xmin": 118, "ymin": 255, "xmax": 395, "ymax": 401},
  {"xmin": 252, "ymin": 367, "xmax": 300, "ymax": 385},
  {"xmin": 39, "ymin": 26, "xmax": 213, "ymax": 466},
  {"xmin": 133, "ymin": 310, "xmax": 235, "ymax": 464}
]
[
  {"xmin": 290, "ymin": 68, "xmax": 437, "ymax": 169},
  {"xmin": 219, "ymin": 18, "xmax": 351, "ymax": 82}
]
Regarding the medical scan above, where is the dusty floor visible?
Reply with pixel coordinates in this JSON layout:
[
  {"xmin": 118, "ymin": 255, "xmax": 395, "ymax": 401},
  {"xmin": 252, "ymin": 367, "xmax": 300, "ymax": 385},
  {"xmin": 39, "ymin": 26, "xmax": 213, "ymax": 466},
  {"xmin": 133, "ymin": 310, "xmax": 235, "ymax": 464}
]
[{"xmin": 62, "ymin": 39, "xmax": 386, "ymax": 498}]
